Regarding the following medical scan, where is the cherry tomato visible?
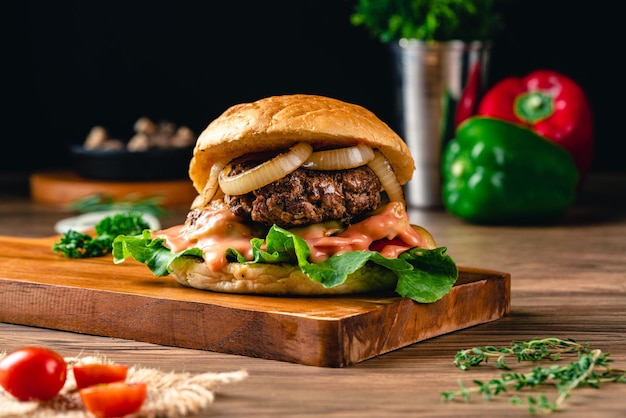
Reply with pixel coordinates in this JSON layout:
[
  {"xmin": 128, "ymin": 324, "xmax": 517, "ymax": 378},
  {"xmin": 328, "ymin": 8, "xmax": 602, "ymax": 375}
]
[
  {"xmin": 73, "ymin": 363, "xmax": 128, "ymax": 390},
  {"xmin": 79, "ymin": 382, "xmax": 147, "ymax": 418},
  {"xmin": 0, "ymin": 346, "xmax": 67, "ymax": 401}
]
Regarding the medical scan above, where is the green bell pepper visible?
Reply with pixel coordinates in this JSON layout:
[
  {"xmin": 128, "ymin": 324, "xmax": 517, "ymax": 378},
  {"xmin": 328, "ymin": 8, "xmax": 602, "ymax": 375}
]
[{"xmin": 441, "ymin": 117, "xmax": 579, "ymax": 224}]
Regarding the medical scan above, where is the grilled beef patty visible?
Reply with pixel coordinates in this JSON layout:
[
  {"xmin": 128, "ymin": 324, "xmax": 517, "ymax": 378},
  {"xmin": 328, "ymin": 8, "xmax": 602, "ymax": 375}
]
[{"xmin": 224, "ymin": 162, "xmax": 382, "ymax": 228}]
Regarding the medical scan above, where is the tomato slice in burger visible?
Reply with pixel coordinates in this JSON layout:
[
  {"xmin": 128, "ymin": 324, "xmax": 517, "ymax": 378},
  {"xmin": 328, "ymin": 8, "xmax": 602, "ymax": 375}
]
[
  {"xmin": 73, "ymin": 363, "xmax": 129, "ymax": 390},
  {"xmin": 79, "ymin": 382, "xmax": 147, "ymax": 418}
]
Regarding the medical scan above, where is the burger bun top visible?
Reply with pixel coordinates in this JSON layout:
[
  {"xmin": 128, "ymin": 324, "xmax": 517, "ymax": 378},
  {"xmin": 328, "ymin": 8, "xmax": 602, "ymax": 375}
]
[{"xmin": 189, "ymin": 94, "xmax": 414, "ymax": 193}]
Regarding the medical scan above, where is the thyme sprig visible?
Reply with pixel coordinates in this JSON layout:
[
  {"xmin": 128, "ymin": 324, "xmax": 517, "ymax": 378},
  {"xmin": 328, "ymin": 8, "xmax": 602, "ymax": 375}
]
[
  {"xmin": 452, "ymin": 337, "xmax": 586, "ymax": 370},
  {"xmin": 442, "ymin": 338, "xmax": 626, "ymax": 415}
]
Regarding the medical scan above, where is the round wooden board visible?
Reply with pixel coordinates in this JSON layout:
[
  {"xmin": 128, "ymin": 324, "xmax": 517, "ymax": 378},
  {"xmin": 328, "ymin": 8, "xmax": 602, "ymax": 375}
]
[{"xmin": 30, "ymin": 171, "xmax": 197, "ymax": 208}]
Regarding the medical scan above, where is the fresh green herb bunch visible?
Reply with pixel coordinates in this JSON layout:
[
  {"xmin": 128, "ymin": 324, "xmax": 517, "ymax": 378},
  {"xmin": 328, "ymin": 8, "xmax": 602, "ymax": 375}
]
[
  {"xmin": 442, "ymin": 338, "xmax": 626, "ymax": 415},
  {"xmin": 53, "ymin": 212, "xmax": 150, "ymax": 258},
  {"xmin": 350, "ymin": 0, "xmax": 504, "ymax": 43}
]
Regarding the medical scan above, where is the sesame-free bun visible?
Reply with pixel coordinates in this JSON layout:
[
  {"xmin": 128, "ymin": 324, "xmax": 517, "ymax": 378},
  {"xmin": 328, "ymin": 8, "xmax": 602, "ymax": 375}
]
[
  {"xmin": 169, "ymin": 256, "xmax": 397, "ymax": 296},
  {"xmin": 189, "ymin": 94, "xmax": 415, "ymax": 194}
]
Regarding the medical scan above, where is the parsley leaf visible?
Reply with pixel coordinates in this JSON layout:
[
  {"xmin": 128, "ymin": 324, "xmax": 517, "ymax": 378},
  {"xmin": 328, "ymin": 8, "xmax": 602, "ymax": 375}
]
[{"xmin": 53, "ymin": 212, "xmax": 150, "ymax": 258}]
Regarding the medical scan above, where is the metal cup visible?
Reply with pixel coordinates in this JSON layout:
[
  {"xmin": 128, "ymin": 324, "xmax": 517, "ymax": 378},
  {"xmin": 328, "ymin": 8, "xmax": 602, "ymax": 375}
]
[{"xmin": 391, "ymin": 40, "xmax": 491, "ymax": 208}]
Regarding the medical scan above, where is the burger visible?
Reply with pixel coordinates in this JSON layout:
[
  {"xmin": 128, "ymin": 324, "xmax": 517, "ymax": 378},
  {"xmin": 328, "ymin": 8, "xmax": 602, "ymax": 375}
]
[{"xmin": 113, "ymin": 94, "xmax": 457, "ymax": 303}]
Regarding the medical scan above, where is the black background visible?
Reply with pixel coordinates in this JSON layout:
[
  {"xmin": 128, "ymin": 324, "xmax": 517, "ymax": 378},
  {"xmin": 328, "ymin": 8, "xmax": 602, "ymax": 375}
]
[{"xmin": 7, "ymin": 1, "xmax": 622, "ymax": 173}]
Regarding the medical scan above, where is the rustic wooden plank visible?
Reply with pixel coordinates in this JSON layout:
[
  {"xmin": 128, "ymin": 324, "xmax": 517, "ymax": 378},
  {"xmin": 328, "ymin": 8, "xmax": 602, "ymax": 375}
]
[
  {"xmin": 29, "ymin": 170, "xmax": 198, "ymax": 208},
  {"xmin": 0, "ymin": 235, "xmax": 510, "ymax": 367}
]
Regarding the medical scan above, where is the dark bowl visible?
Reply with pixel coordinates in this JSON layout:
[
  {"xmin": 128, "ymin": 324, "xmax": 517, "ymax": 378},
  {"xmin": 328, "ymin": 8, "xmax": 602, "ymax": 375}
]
[{"xmin": 71, "ymin": 145, "xmax": 194, "ymax": 181}]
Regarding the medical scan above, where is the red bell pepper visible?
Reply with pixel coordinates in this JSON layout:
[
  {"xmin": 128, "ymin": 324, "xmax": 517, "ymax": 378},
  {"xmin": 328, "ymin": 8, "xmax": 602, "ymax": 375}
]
[
  {"xmin": 455, "ymin": 61, "xmax": 483, "ymax": 127},
  {"xmin": 477, "ymin": 69, "xmax": 593, "ymax": 180}
]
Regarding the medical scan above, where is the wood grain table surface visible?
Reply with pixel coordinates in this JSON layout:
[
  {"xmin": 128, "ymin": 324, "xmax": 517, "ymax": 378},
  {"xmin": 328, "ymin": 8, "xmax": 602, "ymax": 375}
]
[{"xmin": 1, "ymin": 171, "xmax": 625, "ymax": 417}]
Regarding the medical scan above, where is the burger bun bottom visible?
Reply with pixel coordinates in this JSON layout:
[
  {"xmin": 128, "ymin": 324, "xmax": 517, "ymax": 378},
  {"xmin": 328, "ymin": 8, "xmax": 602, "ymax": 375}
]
[{"xmin": 170, "ymin": 258, "xmax": 397, "ymax": 296}]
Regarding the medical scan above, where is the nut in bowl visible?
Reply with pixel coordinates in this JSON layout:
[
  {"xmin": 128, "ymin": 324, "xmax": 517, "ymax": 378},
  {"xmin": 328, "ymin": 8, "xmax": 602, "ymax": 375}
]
[{"xmin": 71, "ymin": 117, "xmax": 196, "ymax": 181}]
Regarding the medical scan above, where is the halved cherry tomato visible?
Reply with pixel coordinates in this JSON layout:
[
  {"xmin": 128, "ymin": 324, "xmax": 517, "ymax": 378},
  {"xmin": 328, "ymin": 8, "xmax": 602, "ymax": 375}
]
[
  {"xmin": 0, "ymin": 346, "xmax": 67, "ymax": 401},
  {"xmin": 73, "ymin": 363, "xmax": 128, "ymax": 390},
  {"xmin": 79, "ymin": 382, "xmax": 147, "ymax": 418}
]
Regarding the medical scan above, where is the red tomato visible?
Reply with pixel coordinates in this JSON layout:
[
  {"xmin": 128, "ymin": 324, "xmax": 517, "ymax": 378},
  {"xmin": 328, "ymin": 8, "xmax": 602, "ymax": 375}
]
[
  {"xmin": 0, "ymin": 346, "xmax": 67, "ymax": 401},
  {"xmin": 73, "ymin": 363, "xmax": 128, "ymax": 390},
  {"xmin": 79, "ymin": 382, "xmax": 147, "ymax": 418}
]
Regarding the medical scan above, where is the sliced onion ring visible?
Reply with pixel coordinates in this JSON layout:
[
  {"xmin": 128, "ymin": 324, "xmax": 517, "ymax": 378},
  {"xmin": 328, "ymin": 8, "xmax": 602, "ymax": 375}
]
[
  {"xmin": 367, "ymin": 150, "xmax": 405, "ymax": 203},
  {"xmin": 303, "ymin": 144, "xmax": 374, "ymax": 170},
  {"xmin": 218, "ymin": 142, "xmax": 313, "ymax": 196},
  {"xmin": 191, "ymin": 157, "xmax": 229, "ymax": 209}
]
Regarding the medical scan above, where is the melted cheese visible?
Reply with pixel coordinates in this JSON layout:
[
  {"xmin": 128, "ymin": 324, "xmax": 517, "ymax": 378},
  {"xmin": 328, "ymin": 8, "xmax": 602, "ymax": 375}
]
[{"xmin": 155, "ymin": 201, "xmax": 434, "ymax": 272}]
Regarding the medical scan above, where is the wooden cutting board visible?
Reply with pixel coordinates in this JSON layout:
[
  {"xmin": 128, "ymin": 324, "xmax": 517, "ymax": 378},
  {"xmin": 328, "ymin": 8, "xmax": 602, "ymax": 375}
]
[{"xmin": 0, "ymin": 235, "xmax": 510, "ymax": 367}]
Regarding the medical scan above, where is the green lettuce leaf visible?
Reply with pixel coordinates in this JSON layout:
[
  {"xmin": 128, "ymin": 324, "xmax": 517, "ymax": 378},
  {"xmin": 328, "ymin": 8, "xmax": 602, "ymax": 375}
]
[
  {"xmin": 397, "ymin": 247, "xmax": 459, "ymax": 302},
  {"xmin": 113, "ymin": 226, "xmax": 458, "ymax": 303},
  {"xmin": 112, "ymin": 230, "xmax": 203, "ymax": 276}
]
